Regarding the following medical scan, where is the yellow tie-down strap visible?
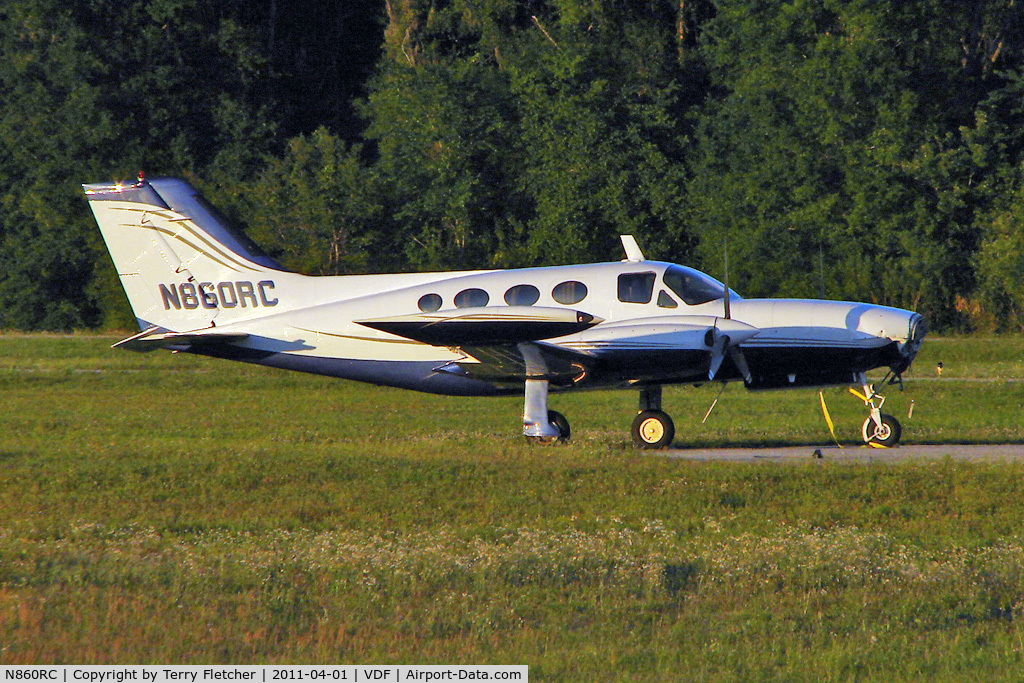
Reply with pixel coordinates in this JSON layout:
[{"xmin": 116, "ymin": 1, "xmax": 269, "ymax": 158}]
[
  {"xmin": 819, "ymin": 389, "xmax": 891, "ymax": 449},
  {"xmin": 848, "ymin": 387, "xmax": 868, "ymax": 402},
  {"xmin": 818, "ymin": 390, "xmax": 843, "ymax": 449}
]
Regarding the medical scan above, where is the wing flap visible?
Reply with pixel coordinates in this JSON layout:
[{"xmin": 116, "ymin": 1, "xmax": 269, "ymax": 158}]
[{"xmin": 457, "ymin": 341, "xmax": 593, "ymax": 383}]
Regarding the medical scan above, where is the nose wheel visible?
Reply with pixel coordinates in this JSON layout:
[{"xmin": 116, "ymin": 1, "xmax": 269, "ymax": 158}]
[
  {"xmin": 854, "ymin": 373, "xmax": 903, "ymax": 447},
  {"xmin": 862, "ymin": 413, "xmax": 901, "ymax": 447}
]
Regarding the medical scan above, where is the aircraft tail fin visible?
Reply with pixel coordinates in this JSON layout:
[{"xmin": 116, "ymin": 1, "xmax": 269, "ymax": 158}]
[{"xmin": 84, "ymin": 176, "xmax": 287, "ymax": 332}]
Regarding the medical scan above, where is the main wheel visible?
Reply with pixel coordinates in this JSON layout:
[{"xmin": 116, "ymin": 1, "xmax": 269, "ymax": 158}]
[
  {"xmin": 525, "ymin": 411, "xmax": 570, "ymax": 444},
  {"xmin": 548, "ymin": 410, "xmax": 571, "ymax": 441},
  {"xmin": 631, "ymin": 410, "xmax": 675, "ymax": 449},
  {"xmin": 861, "ymin": 413, "xmax": 902, "ymax": 447}
]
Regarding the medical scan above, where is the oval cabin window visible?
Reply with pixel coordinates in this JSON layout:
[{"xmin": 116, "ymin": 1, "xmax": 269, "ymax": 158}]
[
  {"xmin": 552, "ymin": 281, "xmax": 588, "ymax": 305},
  {"xmin": 504, "ymin": 284, "xmax": 540, "ymax": 306},
  {"xmin": 418, "ymin": 293, "xmax": 442, "ymax": 312},
  {"xmin": 454, "ymin": 288, "xmax": 489, "ymax": 308}
]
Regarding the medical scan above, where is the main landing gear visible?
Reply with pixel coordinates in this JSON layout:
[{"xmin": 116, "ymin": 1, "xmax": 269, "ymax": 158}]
[
  {"xmin": 854, "ymin": 372, "xmax": 902, "ymax": 447},
  {"xmin": 631, "ymin": 386, "xmax": 675, "ymax": 449},
  {"xmin": 522, "ymin": 378, "xmax": 570, "ymax": 443},
  {"xmin": 522, "ymin": 380, "xmax": 673, "ymax": 447}
]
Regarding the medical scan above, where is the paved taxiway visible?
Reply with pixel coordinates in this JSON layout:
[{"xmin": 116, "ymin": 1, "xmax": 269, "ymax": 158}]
[{"xmin": 665, "ymin": 443, "xmax": 1023, "ymax": 463}]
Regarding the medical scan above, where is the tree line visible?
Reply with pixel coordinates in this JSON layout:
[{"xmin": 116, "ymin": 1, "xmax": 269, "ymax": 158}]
[{"xmin": 1, "ymin": 0, "xmax": 1022, "ymax": 331}]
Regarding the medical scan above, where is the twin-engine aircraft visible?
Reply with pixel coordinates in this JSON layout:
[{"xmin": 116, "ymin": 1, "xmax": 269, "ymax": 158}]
[{"xmin": 85, "ymin": 176, "xmax": 926, "ymax": 448}]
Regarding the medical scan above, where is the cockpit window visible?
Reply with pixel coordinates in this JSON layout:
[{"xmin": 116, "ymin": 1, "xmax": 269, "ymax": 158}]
[
  {"xmin": 504, "ymin": 284, "xmax": 540, "ymax": 306},
  {"xmin": 663, "ymin": 265, "xmax": 728, "ymax": 306},
  {"xmin": 617, "ymin": 272, "xmax": 656, "ymax": 304},
  {"xmin": 657, "ymin": 290, "xmax": 678, "ymax": 308},
  {"xmin": 454, "ymin": 288, "xmax": 489, "ymax": 308}
]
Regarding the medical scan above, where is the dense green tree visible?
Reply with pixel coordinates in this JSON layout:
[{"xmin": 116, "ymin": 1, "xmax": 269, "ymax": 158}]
[
  {"xmin": 363, "ymin": 57, "xmax": 522, "ymax": 269},
  {"xmin": 0, "ymin": 0, "xmax": 383, "ymax": 329},
  {"xmin": 0, "ymin": 1, "xmax": 115, "ymax": 328},
  {"xmin": 687, "ymin": 0, "xmax": 1022, "ymax": 329},
  {"xmin": 967, "ymin": 68, "xmax": 1024, "ymax": 330},
  {"xmin": 362, "ymin": 0, "xmax": 693, "ymax": 269},
  {"xmin": 236, "ymin": 128, "xmax": 385, "ymax": 275},
  {"xmin": 2, "ymin": 0, "xmax": 1023, "ymax": 331},
  {"xmin": 504, "ymin": 6, "xmax": 691, "ymax": 265}
]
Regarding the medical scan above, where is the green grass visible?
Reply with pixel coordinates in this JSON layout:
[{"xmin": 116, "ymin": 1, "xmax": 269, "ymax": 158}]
[{"xmin": 0, "ymin": 333, "xmax": 1023, "ymax": 678}]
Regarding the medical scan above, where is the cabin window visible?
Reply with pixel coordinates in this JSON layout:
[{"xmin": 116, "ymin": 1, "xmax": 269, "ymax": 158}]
[
  {"xmin": 657, "ymin": 290, "xmax": 678, "ymax": 308},
  {"xmin": 418, "ymin": 293, "xmax": 442, "ymax": 312},
  {"xmin": 454, "ymin": 288, "xmax": 489, "ymax": 308},
  {"xmin": 552, "ymin": 281, "xmax": 587, "ymax": 305},
  {"xmin": 618, "ymin": 272, "xmax": 656, "ymax": 304},
  {"xmin": 663, "ymin": 265, "xmax": 726, "ymax": 306},
  {"xmin": 504, "ymin": 284, "xmax": 540, "ymax": 306}
]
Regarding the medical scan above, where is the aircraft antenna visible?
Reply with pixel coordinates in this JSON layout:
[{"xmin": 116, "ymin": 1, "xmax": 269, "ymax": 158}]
[{"xmin": 723, "ymin": 242, "xmax": 731, "ymax": 319}]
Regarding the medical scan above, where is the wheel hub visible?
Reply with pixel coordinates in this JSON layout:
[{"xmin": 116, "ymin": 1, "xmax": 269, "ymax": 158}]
[
  {"xmin": 871, "ymin": 422, "xmax": 891, "ymax": 440},
  {"xmin": 639, "ymin": 418, "xmax": 665, "ymax": 443}
]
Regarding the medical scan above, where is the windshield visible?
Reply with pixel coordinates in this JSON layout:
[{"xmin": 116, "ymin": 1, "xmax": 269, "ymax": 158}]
[{"xmin": 663, "ymin": 265, "xmax": 731, "ymax": 306}]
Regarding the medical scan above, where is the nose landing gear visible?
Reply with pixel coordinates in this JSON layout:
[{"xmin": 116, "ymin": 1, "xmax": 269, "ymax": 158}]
[{"xmin": 853, "ymin": 373, "xmax": 902, "ymax": 447}]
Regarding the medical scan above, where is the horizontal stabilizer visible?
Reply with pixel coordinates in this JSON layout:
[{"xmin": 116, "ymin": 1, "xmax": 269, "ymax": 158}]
[
  {"xmin": 356, "ymin": 306, "xmax": 603, "ymax": 346},
  {"xmin": 113, "ymin": 326, "xmax": 248, "ymax": 352}
]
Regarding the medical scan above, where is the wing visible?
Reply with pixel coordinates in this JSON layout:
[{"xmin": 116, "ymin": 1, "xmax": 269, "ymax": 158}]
[
  {"xmin": 355, "ymin": 306, "xmax": 602, "ymax": 346},
  {"xmin": 356, "ymin": 306, "xmax": 601, "ymax": 385},
  {"xmin": 360, "ymin": 308, "xmax": 761, "ymax": 387},
  {"xmin": 557, "ymin": 316, "xmax": 759, "ymax": 384},
  {"xmin": 113, "ymin": 326, "xmax": 249, "ymax": 352},
  {"xmin": 454, "ymin": 317, "xmax": 760, "ymax": 386}
]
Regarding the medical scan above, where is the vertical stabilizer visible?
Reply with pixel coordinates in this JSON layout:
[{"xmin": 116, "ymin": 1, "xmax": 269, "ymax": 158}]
[{"xmin": 84, "ymin": 176, "xmax": 286, "ymax": 331}]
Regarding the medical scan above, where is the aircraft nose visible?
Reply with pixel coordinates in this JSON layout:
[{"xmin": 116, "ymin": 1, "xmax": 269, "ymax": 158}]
[
  {"xmin": 900, "ymin": 312, "xmax": 927, "ymax": 367},
  {"xmin": 851, "ymin": 304, "xmax": 925, "ymax": 374},
  {"xmin": 909, "ymin": 313, "xmax": 927, "ymax": 346},
  {"xmin": 853, "ymin": 305, "xmax": 920, "ymax": 342}
]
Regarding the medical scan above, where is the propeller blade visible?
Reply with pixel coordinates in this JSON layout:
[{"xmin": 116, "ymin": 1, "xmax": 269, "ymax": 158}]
[
  {"xmin": 729, "ymin": 345, "xmax": 752, "ymax": 384},
  {"xmin": 708, "ymin": 333, "xmax": 730, "ymax": 380}
]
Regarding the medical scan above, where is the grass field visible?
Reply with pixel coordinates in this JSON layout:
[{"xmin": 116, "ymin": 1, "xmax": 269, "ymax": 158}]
[{"xmin": 0, "ymin": 333, "xmax": 1022, "ymax": 678}]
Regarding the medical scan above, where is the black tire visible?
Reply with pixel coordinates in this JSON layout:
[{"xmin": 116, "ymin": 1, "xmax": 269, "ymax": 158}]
[
  {"xmin": 631, "ymin": 410, "xmax": 675, "ymax": 449},
  {"xmin": 548, "ymin": 410, "xmax": 571, "ymax": 441},
  {"xmin": 861, "ymin": 413, "xmax": 902, "ymax": 447}
]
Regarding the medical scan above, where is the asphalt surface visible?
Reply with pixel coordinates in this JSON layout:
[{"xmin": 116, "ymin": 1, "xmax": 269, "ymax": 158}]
[{"xmin": 664, "ymin": 443, "xmax": 1024, "ymax": 463}]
